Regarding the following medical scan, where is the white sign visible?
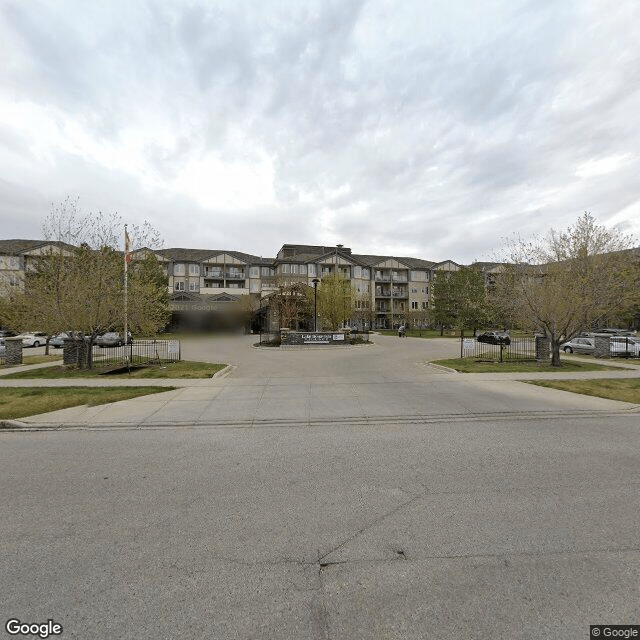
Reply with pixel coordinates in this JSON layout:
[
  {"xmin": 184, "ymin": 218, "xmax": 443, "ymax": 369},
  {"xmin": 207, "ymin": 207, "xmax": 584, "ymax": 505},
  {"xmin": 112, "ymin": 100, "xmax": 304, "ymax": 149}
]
[
  {"xmin": 332, "ymin": 334, "xmax": 345, "ymax": 341},
  {"xmin": 168, "ymin": 340, "xmax": 180, "ymax": 354}
]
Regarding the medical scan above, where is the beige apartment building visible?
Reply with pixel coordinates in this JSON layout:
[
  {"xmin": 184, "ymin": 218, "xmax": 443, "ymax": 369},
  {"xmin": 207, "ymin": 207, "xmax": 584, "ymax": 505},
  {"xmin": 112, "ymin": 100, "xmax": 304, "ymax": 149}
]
[
  {"xmin": 0, "ymin": 239, "xmax": 465, "ymax": 331},
  {"xmin": 151, "ymin": 243, "xmax": 464, "ymax": 330}
]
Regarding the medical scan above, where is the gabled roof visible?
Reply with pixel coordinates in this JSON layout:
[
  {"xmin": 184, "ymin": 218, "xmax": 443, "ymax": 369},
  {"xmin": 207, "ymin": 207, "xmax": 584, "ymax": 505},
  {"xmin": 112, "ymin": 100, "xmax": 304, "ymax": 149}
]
[
  {"xmin": 0, "ymin": 239, "xmax": 77, "ymax": 255},
  {"xmin": 157, "ymin": 248, "xmax": 271, "ymax": 264}
]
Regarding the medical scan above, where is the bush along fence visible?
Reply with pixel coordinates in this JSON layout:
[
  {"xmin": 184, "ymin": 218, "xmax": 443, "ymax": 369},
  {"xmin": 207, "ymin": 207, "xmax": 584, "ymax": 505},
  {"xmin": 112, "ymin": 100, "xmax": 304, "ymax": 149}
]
[{"xmin": 63, "ymin": 339, "xmax": 181, "ymax": 368}]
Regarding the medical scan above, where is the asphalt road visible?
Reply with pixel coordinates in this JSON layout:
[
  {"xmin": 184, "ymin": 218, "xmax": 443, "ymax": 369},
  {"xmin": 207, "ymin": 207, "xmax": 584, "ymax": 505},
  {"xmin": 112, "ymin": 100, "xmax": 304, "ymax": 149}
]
[{"xmin": 1, "ymin": 335, "xmax": 639, "ymax": 639}]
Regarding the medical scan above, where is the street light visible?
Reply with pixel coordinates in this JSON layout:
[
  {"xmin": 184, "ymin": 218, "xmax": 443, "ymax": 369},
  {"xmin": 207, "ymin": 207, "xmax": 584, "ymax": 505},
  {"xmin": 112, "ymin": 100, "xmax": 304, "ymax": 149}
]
[{"xmin": 312, "ymin": 278, "xmax": 320, "ymax": 331}]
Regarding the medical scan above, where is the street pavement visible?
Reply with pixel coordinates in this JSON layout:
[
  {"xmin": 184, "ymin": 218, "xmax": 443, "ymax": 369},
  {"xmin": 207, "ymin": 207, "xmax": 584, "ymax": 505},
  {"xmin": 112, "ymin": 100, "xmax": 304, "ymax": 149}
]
[{"xmin": 1, "ymin": 334, "xmax": 640, "ymax": 639}]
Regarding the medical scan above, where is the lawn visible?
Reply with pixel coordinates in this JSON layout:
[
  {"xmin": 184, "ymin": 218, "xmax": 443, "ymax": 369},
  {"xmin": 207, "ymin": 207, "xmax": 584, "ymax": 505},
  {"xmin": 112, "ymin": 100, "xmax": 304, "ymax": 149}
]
[
  {"xmin": 526, "ymin": 379, "xmax": 640, "ymax": 404},
  {"xmin": 3, "ymin": 360, "xmax": 227, "ymax": 379},
  {"xmin": 0, "ymin": 387, "xmax": 173, "ymax": 421},
  {"xmin": 429, "ymin": 357, "xmax": 624, "ymax": 373}
]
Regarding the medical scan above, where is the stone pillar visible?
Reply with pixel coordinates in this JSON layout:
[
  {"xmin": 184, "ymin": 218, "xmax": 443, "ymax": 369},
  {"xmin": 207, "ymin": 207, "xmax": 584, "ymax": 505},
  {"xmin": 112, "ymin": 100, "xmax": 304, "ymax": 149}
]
[
  {"xmin": 280, "ymin": 328, "xmax": 290, "ymax": 345},
  {"xmin": 593, "ymin": 334, "xmax": 610, "ymax": 359},
  {"xmin": 63, "ymin": 338, "xmax": 89, "ymax": 367},
  {"xmin": 535, "ymin": 335, "xmax": 550, "ymax": 363},
  {"xmin": 3, "ymin": 337, "xmax": 23, "ymax": 366}
]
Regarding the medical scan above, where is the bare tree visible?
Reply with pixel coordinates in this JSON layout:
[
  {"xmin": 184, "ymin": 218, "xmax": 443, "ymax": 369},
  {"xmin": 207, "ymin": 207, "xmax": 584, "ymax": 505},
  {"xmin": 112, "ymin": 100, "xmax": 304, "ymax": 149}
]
[
  {"xmin": 492, "ymin": 212, "xmax": 640, "ymax": 366},
  {"xmin": 269, "ymin": 279, "xmax": 312, "ymax": 330},
  {"xmin": 7, "ymin": 197, "xmax": 169, "ymax": 367}
]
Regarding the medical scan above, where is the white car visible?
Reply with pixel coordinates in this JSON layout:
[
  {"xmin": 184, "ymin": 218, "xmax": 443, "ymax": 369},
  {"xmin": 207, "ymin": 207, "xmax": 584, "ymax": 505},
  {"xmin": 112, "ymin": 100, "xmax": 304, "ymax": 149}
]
[{"xmin": 17, "ymin": 332, "xmax": 49, "ymax": 347}]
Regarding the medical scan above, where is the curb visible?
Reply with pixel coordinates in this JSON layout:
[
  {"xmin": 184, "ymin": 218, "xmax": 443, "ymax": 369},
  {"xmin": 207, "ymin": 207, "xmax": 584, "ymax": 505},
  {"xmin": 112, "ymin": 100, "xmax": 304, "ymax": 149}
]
[{"xmin": 0, "ymin": 419, "xmax": 28, "ymax": 430}]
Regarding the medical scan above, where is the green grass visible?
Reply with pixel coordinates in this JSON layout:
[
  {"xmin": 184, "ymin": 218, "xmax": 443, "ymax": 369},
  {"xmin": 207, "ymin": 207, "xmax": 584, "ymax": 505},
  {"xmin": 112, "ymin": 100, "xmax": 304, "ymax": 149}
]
[
  {"xmin": 3, "ymin": 360, "xmax": 227, "ymax": 379},
  {"xmin": 430, "ymin": 356, "xmax": 624, "ymax": 373},
  {"xmin": 0, "ymin": 387, "xmax": 174, "ymax": 421},
  {"xmin": 526, "ymin": 379, "xmax": 640, "ymax": 404},
  {"xmin": 377, "ymin": 329, "xmax": 535, "ymax": 339},
  {"xmin": 22, "ymin": 354, "xmax": 63, "ymax": 365}
]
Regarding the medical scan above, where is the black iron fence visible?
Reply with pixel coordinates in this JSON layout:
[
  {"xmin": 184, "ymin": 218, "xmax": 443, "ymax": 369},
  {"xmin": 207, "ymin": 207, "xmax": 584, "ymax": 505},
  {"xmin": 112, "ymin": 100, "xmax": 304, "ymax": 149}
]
[
  {"xmin": 461, "ymin": 337, "xmax": 537, "ymax": 362},
  {"xmin": 90, "ymin": 339, "xmax": 181, "ymax": 365}
]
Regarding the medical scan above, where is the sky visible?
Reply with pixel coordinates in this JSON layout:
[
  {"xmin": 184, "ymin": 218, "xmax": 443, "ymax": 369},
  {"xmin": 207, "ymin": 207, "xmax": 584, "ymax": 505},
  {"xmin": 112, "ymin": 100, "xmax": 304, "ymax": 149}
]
[{"xmin": 1, "ymin": 0, "xmax": 639, "ymax": 264}]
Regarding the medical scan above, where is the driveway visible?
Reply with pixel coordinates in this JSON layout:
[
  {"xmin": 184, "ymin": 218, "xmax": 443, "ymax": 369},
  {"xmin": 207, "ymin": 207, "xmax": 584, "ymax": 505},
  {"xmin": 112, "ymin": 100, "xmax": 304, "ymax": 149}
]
[{"xmin": 1, "ymin": 334, "xmax": 639, "ymax": 639}]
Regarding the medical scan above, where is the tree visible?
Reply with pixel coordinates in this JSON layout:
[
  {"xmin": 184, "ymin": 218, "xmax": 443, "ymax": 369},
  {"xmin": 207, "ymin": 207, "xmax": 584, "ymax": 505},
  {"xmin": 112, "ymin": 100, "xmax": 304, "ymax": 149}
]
[
  {"xmin": 6, "ymin": 197, "xmax": 170, "ymax": 368},
  {"xmin": 431, "ymin": 267, "xmax": 489, "ymax": 336},
  {"xmin": 316, "ymin": 273, "xmax": 353, "ymax": 330},
  {"xmin": 269, "ymin": 279, "xmax": 311, "ymax": 330},
  {"xmin": 492, "ymin": 212, "xmax": 640, "ymax": 366}
]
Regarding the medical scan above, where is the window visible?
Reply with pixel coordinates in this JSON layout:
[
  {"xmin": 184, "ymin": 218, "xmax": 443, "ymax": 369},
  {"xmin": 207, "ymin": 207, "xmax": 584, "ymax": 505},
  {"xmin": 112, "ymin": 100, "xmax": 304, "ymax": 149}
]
[
  {"xmin": 422, "ymin": 302, "xmax": 428, "ymax": 309},
  {"xmin": 299, "ymin": 264, "xmax": 307, "ymax": 275},
  {"xmin": 281, "ymin": 264, "xmax": 290, "ymax": 274},
  {"xmin": 422, "ymin": 287, "xmax": 429, "ymax": 295},
  {"xmin": 362, "ymin": 268, "xmax": 370, "ymax": 279},
  {"xmin": 207, "ymin": 266, "xmax": 222, "ymax": 277},
  {"xmin": 291, "ymin": 264, "xmax": 298, "ymax": 274},
  {"xmin": 174, "ymin": 263, "xmax": 185, "ymax": 276},
  {"xmin": 322, "ymin": 267, "xmax": 332, "ymax": 275},
  {"xmin": 174, "ymin": 281, "xmax": 185, "ymax": 291},
  {"xmin": 188, "ymin": 264, "xmax": 199, "ymax": 275},
  {"xmin": 411, "ymin": 287, "xmax": 418, "ymax": 293},
  {"xmin": 249, "ymin": 267, "xmax": 259, "ymax": 278},
  {"xmin": 228, "ymin": 282, "xmax": 240, "ymax": 288},
  {"xmin": 354, "ymin": 266, "xmax": 362, "ymax": 278},
  {"xmin": 188, "ymin": 281, "xmax": 198, "ymax": 291},
  {"xmin": 308, "ymin": 264, "xmax": 316, "ymax": 276},
  {"xmin": 411, "ymin": 301, "xmax": 418, "ymax": 310},
  {"xmin": 261, "ymin": 266, "xmax": 271, "ymax": 277}
]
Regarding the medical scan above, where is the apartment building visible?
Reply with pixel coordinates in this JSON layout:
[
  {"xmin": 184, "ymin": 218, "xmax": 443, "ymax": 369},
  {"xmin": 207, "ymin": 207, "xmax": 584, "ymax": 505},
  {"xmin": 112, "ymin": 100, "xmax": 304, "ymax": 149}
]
[
  {"xmin": 151, "ymin": 243, "xmax": 462, "ymax": 330},
  {"xmin": 0, "ymin": 238, "xmax": 466, "ymax": 330}
]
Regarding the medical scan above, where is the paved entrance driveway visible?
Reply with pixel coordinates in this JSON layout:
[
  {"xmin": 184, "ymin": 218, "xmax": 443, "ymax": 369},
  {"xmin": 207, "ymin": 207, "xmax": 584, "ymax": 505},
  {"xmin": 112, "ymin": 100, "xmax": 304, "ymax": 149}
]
[{"xmin": 1, "ymin": 334, "xmax": 640, "ymax": 639}]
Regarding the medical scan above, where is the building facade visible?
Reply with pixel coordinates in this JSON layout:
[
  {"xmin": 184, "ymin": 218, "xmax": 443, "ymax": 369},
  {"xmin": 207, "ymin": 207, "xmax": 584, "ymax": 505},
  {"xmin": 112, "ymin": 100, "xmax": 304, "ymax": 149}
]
[{"xmin": 0, "ymin": 239, "xmax": 466, "ymax": 331}]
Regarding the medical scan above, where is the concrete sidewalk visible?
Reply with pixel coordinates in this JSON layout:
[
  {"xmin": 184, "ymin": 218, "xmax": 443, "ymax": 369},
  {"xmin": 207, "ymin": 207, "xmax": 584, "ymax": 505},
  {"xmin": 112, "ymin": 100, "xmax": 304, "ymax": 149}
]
[{"xmin": 2, "ymin": 334, "xmax": 638, "ymax": 429}]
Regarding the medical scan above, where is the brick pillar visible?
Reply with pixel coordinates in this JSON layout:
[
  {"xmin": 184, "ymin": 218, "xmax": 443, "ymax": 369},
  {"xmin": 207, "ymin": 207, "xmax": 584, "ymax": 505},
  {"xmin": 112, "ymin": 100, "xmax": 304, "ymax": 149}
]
[
  {"xmin": 593, "ymin": 334, "xmax": 610, "ymax": 359},
  {"xmin": 3, "ymin": 337, "xmax": 23, "ymax": 366},
  {"xmin": 535, "ymin": 335, "xmax": 550, "ymax": 363},
  {"xmin": 63, "ymin": 338, "xmax": 89, "ymax": 367},
  {"xmin": 62, "ymin": 338, "xmax": 78, "ymax": 365}
]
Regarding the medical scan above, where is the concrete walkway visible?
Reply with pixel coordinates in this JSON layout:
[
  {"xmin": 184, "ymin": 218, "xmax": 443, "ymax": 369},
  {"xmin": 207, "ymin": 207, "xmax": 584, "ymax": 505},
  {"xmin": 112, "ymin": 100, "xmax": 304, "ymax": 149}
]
[{"xmin": 2, "ymin": 334, "xmax": 639, "ymax": 429}]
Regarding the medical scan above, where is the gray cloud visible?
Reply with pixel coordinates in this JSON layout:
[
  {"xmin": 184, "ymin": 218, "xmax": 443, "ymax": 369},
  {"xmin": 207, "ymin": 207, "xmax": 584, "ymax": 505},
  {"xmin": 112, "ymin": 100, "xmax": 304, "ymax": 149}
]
[{"xmin": 0, "ymin": 0, "xmax": 639, "ymax": 263}]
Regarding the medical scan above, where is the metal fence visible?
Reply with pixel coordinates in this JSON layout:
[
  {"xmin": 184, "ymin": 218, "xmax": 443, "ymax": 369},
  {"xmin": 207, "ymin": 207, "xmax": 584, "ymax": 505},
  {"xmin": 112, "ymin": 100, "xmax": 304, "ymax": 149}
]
[
  {"xmin": 91, "ymin": 339, "xmax": 181, "ymax": 365},
  {"xmin": 461, "ymin": 337, "xmax": 537, "ymax": 362}
]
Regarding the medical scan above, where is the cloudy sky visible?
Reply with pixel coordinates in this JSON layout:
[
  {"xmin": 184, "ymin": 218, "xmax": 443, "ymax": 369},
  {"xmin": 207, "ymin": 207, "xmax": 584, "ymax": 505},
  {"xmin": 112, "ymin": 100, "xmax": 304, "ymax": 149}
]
[{"xmin": 1, "ymin": 0, "xmax": 638, "ymax": 263}]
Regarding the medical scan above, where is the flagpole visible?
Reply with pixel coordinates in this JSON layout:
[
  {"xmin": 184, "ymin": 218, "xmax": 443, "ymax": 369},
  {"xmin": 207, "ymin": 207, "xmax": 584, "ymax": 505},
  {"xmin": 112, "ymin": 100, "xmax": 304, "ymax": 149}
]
[{"xmin": 124, "ymin": 224, "xmax": 129, "ymax": 353}]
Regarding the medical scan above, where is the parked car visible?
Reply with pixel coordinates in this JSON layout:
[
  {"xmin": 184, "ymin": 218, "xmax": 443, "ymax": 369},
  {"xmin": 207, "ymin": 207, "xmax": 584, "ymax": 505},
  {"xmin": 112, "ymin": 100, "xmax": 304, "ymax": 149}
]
[
  {"xmin": 95, "ymin": 332, "xmax": 132, "ymax": 347},
  {"xmin": 477, "ymin": 331, "xmax": 511, "ymax": 345},
  {"xmin": 17, "ymin": 332, "xmax": 49, "ymax": 347},
  {"xmin": 560, "ymin": 337, "xmax": 595, "ymax": 354},
  {"xmin": 50, "ymin": 332, "xmax": 72, "ymax": 348}
]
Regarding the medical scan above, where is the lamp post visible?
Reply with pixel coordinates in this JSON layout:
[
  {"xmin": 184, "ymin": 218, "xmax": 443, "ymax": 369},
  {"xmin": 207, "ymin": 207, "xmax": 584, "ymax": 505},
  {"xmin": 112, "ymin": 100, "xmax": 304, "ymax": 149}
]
[{"xmin": 312, "ymin": 278, "xmax": 320, "ymax": 331}]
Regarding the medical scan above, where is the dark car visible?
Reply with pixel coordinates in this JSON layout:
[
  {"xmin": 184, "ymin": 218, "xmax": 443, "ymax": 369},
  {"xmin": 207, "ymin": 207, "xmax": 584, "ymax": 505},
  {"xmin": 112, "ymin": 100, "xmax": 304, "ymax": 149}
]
[
  {"xmin": 477, "ymin": 331, "xmax": 511, "ymax": 345},
  {"xmin": 95, "ymin": 332, "xmax": 132, "ymax": 347}
]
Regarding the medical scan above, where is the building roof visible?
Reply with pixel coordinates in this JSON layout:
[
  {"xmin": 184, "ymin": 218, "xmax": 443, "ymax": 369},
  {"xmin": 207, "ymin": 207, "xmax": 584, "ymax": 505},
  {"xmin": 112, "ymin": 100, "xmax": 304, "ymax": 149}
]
[
  {"xmin": 0, "ymin": 239, "xmax": 77, "ymax": 255},
  {"xmin": 156, "ymin": 248, "xmax": 272, "ymax": 264}
]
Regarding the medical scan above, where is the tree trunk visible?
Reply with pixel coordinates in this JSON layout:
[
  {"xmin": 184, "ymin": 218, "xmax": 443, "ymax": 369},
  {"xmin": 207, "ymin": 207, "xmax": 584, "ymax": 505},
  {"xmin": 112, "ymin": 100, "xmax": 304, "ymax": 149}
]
[{"xmin": 550, "ymin": 337, "xmax": 562, "ymax": 367}]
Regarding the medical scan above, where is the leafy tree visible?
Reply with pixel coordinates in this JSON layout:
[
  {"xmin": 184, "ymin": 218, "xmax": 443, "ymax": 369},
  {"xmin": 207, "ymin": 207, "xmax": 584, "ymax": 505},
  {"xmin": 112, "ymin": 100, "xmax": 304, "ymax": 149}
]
[
  {"xmin": 492, "ymin": 212, "xmax": 640, "ymax": 366},
  {"xmin": 431, "ymin": 267, "xmax": 488, "ymax": 336},
  {"xmin": 316, "ymin": 273, "xmax": 353, "ymax": 330},
  {"xmin": 6, "ymin": 197, "xmax": 169, "ymax": 367}
]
